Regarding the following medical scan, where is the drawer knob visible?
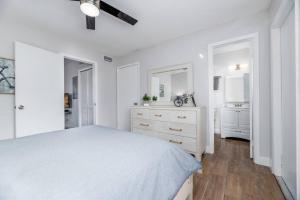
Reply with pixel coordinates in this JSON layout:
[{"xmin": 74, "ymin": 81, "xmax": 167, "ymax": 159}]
[
  {"xmin": 154, "ymin": 114, "xmax": 162, "ymax": 117},
  {"xmin": 177, "ymin": 116, "xmax": 187, "ymax": 119},
  {"xmin": 169, "ymin": 140, "xmax": 183, "ymax": 145},
  {"xmin": 169, "ymin": 128, "xmax": 183, "ymax": 132},
  {"xmin": 137, "ymin": 113, "xmax": 143, "ymax": 116},
  {"xmin": 139, "ymin": 123, "xmax": 149, "ymax": 127}
]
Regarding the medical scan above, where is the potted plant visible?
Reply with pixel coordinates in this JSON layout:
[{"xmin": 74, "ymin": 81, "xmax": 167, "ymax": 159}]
[
  {"xmin": 152, "ymin": 96, "xmax": 158, "ymax": 102},
  {"xmin": 142, "ymin": 93, "xmax": 151, "ymax": 106}
]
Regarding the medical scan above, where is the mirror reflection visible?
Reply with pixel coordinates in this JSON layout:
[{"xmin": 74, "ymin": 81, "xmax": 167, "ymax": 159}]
[{"xmin": 150, "ymin": 65, "xmax": 192, "ymax": 103}]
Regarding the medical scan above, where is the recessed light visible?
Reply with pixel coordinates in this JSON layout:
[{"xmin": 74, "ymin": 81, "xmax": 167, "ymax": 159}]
[{"xmin": 199, "ymin": 54, "xmax": 204, "ymax": 59}]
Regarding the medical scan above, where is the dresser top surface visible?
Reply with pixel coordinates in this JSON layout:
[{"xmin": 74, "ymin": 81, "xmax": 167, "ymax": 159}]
[{"xmin": 130, "ymin": 106, "xmax": 203, "ymax": 111}]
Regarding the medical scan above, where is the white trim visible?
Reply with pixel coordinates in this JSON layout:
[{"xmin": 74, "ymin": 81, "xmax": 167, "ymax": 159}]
[
  {"xmin": 62, "ymin": 54, "xmax": 99, "ymax": 126},
  {"xmin": 272, "ymin": 0, "xmax": 295, "ymax": 28},
  {"xmin": 116, "ymin": 62, "xmax": 140, "ymax": 129},
  {"xmin": 270, "ymin": 29, "xmax": 282, "ymax": 176},
  {"xmin": 255, "ymin": 156, "xmax": 271, "ymax": 167},
  {"xmin": 207, "ymin": 33, "xmax": 260, "ymax": 163},
  {"xmin": 276, "ymin": 176, "xmax": 295, "ymax": 200},
  {"xmin": 295, "ymin": 0, "xmax": 300, "ymax": 198}
]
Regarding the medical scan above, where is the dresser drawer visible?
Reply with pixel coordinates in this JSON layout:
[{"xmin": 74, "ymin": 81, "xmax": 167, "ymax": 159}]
[
  {"xmin": 132, "ymin": 128, "xmax": 157, "ymax": 137},
  {"xmin": 132, "ymin": 119, "xmax": 153, "ymax": 130},
  {"xmin": 169, "ymin": 110, "xmax": 197, "ymax": 124},
  {"xmin": 155, "ymin": 122, "xmax": 196, "ymax": 138},
  {"xmin": 132, "ymin": 109, "xmax": 149, "ymax": 119},
  {"xmin": 157, "ymin": 133, "xmax": 196, "ymax": 153},
  {"xmin": 149, "ymin": 110, "xmax": 169, "ymax": 121}
]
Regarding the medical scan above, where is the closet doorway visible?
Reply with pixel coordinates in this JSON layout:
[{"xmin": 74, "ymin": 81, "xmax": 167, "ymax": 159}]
[
  {"xmin": 208, "ymin": 34, "xmax": 259, "ymax": 162},
  {"xmin": 64, "ymin": 57, "xmax": 96, "ymax": 129}
]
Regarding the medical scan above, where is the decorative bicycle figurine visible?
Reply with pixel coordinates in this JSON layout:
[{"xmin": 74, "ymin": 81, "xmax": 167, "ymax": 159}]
[{"xmin": 173, "ymin": 93, "xmax": 197, "ymax": 107}]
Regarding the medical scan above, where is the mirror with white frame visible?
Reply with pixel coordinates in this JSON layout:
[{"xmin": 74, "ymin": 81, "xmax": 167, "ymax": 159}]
[{"xmin": 149, "ymin": 63, "xmax": 193, "ymax": 106}]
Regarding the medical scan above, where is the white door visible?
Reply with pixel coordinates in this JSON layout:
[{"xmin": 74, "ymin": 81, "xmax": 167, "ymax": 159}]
[
  {"xmin": 117, "ymin": 64, "xmax": 139, "ymax": 131},
  {"xmin": 79, "ymin": 68, "xmax": 94, "ymax": 126},
  {"xmin": 280, "ymin": 8, "xmax": 297, "ymax": 198},
  {"xmin": 15, "ymin": 42, "xmax": 64, "ymax": 138}
]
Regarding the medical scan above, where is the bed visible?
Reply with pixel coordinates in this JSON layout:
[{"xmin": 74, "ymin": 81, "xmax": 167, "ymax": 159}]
[{"xmin": 0, "ymin": 126, "xmax": 200, "ymax": 200}]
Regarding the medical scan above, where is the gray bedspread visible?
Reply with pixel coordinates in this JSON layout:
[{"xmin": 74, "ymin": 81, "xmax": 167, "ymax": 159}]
[{"xmin": 0, "ymin": 126, "xmax": 200, "ymax": 200}]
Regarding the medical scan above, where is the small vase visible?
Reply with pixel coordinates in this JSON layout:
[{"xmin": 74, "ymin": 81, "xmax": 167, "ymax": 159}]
[{"xmin": 143, "ymin": 101, "xmax": 150, "ymax": 107}]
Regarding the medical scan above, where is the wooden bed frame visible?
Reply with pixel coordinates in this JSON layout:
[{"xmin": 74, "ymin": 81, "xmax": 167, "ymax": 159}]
[{"xmin": 174, "ymin": 175, "xmax": 193, "ymax": 200}]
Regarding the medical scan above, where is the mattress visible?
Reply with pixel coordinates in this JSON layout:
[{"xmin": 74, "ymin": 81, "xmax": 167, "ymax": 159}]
[{"xmin": 0, "ymin": 126, "xmax": 200, "ymax": 200}]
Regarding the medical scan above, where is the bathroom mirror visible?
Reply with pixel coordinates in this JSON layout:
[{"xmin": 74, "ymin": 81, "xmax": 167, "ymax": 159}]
[{"xmin": 148, "ymin": 63, "xmax": 193, "ymax": 105}]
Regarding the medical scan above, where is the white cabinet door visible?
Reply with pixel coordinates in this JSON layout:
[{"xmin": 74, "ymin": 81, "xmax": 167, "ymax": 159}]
[
  {"xmin": 117, "ymin": 64, "xmax": 139, "ymax": 131},
  {"xmin": 238, "ymin": 110, "xmax": 250, "ymax": 130},
  {"xmin": 15, "ymin": 42, "xmax": 64, "ymax": 137},
  {"xmin": 221, "ymin": 109, "xmax": 238, "ymax": 129}
]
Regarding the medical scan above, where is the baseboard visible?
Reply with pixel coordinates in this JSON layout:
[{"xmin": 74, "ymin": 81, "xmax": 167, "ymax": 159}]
[
  {"xmin": 275, "ymin": 176, "xmax": 294, "ymax": 200},
  {"xmin": 214, "ymin": 129, "xmax": 221, "ymax": 134},
  {"xmin": 205, "ymin": 145, "xmax": 214, "ymax": 154},
  {"xmin": 254, "ymin": 156, "xmax": 271, "ymax": 167}
]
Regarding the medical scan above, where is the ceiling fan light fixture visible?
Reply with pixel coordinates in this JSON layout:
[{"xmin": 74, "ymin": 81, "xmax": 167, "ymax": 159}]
[{"xmin": 80, "ymin": 0, "xmax": 100, "ymax": 17}]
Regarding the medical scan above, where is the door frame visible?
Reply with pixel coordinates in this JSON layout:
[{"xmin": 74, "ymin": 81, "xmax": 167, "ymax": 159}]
[
  {"xmin": 78, "ymin": 67, "xmax": 94, "ymax": 127},
  {"xmin": 207, "ymin": 33, "xmax": 260, "ymax": 164},
  {"xmin": 270, "ymin": 0, "xmax": 295, "ymax": 176},
  {"xmin": 296, "ymin": 0, "xmax": 300, "ymax": 197},
  {"xmin": 62, "ymin": 54, "xmax": 98, "ymax": 126},
  {"xmin": 116, "ymin": 62, "xmax": 140, "ymax": 129}
]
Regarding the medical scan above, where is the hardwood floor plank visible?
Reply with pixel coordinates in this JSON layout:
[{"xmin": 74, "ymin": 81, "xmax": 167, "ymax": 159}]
[
  {"xmin": 193, "ymin": 135, "xmax": 285, "ymax": 200},
  {"xmin": 202, "ymin": 174, "xmax": 226, "ymax": 200}
]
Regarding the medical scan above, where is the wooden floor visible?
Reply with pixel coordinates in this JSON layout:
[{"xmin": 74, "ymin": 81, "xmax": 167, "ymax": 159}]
[{"xmin": 193, "ymin": 135, "xmax": 285, "ymax": 200}]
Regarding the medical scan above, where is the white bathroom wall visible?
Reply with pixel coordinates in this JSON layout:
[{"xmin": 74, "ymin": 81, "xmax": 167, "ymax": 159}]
[
  {"xmin": 116, "ymin": 11, "xmax": 272, "ymax": 161},
  {"xmin": 213, "ymin": 49, "xmax": 250, "ymax": 106},
  {"xmin": 0, "ymin": 20, "xmax": 117, "ymax": 140}
]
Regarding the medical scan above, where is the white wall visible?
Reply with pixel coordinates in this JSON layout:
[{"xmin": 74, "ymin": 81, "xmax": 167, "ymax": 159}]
[
  {"xmin": 116, "ymin": 11, "xmax": 271, "ymax": 160},
  {"xmin": 0, "ymin": 21, "xmax": 117, "ymax": 140}
]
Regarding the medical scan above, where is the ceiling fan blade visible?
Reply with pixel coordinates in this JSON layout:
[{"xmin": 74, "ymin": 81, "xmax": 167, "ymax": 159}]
[
  {"xmin": 86, "ymin": 16, "xmax": 96, "ymax": 30},
  {"xmin": 100, "ymin": 1, "xmax": 138, "ymax": 25}
]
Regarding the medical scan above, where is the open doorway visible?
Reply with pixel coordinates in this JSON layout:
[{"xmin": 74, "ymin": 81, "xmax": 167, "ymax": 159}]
[
  {"xmin": 64, "ymin": 58, "xmax": 95, "ymax": 129},
  {"xmin": 213, "ymin": 41, "xmax": 252, "ymax": 157},
  {"xmin": 208, "ymin": 34, "xmax": 259, "ymax": 161}
]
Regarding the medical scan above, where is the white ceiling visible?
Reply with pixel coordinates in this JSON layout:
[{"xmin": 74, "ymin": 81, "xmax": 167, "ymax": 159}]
[{"xmin": 0, "ymin": 0, "xmax": 271, "ymax": 56}]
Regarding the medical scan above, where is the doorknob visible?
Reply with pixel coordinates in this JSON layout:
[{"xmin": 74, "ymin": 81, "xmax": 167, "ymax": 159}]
[{"xmin": 18, "ymin": 105, "xmax": 24, "ymax": 110}]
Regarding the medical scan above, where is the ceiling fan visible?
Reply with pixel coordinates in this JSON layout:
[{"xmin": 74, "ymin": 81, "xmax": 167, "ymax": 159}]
[{"xmin": 71, "ymin": 0, "xmax": 138, "ymax": 30}]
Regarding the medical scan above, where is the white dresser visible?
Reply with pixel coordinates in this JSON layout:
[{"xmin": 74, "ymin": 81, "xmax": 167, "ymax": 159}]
[
  {"xmin": 220, "ymin": 107, "xmax": 250, "ymax": 140},
  {"xmin": 131, "ymin": 106, "xmax": 206, "ymax": 160}
]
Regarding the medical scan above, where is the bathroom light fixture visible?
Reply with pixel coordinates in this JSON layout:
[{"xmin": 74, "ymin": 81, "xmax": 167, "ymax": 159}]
[
  {"xmin": 235, "ymin": 64, "xmax": 241, "ymax": 71},
  {"xmin": 80, "ymin": 0, "xmax": 100, "ymax": 17},
  {"xmin": 228, "ymin": 64, "xmax": 248, "ymax": 71}
]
